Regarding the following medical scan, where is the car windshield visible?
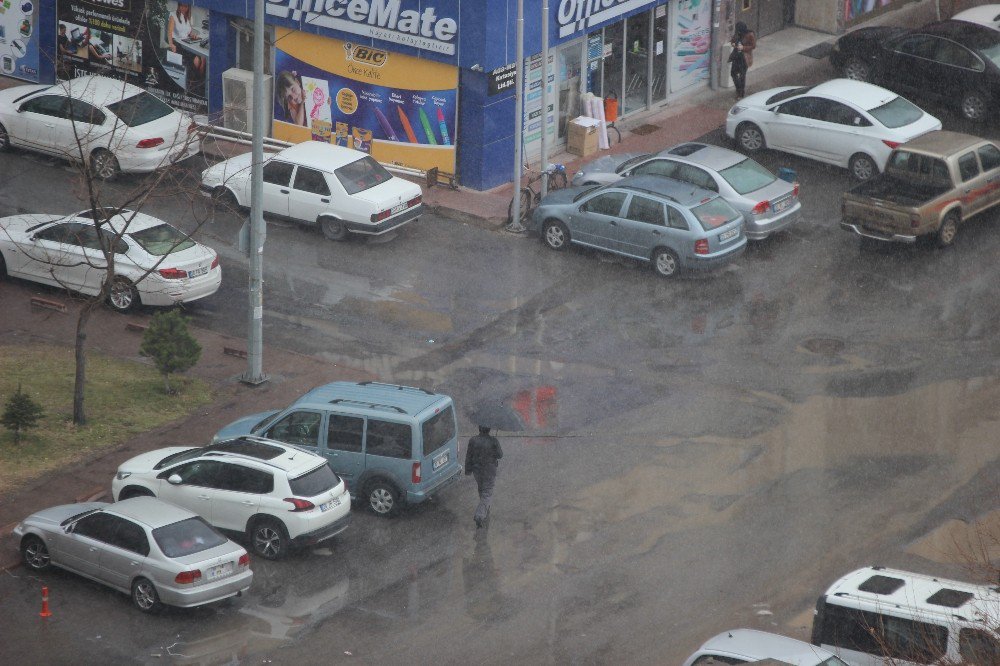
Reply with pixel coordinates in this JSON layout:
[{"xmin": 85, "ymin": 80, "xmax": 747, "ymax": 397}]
[
  {"xmin": 251, "ymin": 412, "xmax": 282, "ymax": 434},
  {"xmin": 153, "ymin": 517, "xmax": 228, "ymax": 558},
  {"xmin": 129, "ymin": 224, "xmax": 195, "ymax": 256},
  {"xmin": 692, "ymin": 198, "xmax": 741, "ymax": 230},
  {"xmin": 573, "ymin": 184, "xmax": 604, "ymax": 202},
  {"xmin": 615, "ymin": 154, "xmax": 654, "ymax": 174},
  {"xmin": 765, "ymin": 86, "xmax": 813, "ymax": 105},
  {"xmin": 867, "ymin": 96, "xmax": 923, "ymax": 128},
  {"xmin": 60, "ymin": 508, "xmax": 99, "ymax": 527},
  {"xmin": 105, "ymin": 91, "xmax": 174, "ymax": 127},
  {"xmin": 153, "ymin": 447, "xmax": 202, "ymax": 470},
  {"xmin": 718, "ymin": 158, "xmax": 777, "ymax": 194},
  {"xmin": 334, "ymin": 156, "xmax": 393, "ymax": 195},
  {"xmin": 978, "ymin": 41, "xmax": 1000, "ymax": 68},
  {"xmin": 288, "ymin": 463, "xmax": 340, "ymax": 497}
]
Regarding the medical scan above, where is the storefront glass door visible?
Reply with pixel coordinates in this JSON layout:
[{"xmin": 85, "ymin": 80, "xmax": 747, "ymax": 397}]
[
  {"xmin": 601, "ymin": 22, "xmax": 624, "ymax": 116},
  {"xmin": 652, "ymin": 6, "xmax": 668, "ymax": 104},
  {"xmin": 623, "ymin": 13, "xmax": 650, "ymax": 114},
  {"xmin": 557, "ymin": 43, "xmax": 582, "ymax": 140}
]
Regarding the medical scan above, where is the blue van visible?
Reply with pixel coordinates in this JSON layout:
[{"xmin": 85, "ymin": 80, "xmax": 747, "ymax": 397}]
[{"xmin": 213, "ymin": 381, "xmax": 462, "ymax": 517}]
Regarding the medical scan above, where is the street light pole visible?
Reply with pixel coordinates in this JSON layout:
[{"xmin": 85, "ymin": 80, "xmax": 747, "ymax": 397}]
[
  {"xmin": 242, "ymin": 0, "xmax": 267, "ymax": 384},
  {"xmin": 509, "ymin": 0, "xmax": 525, "ymax": 232},
  {"xmin": 540, "ymin": 0, "xmax": 549, "ymax": 198}
]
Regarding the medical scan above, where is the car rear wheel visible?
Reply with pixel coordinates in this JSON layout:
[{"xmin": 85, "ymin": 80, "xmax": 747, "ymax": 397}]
[
  {"xmin": 366, "ymin": 480, "xmax": 399, "ymax": 517},
  {"xmin": 250, "ymin": 518, "xmax": 288, "ymax": 560},
  {"xmin": 90, "ymin": 149, "xmax": 120, "ymax": 181},
  {"xmin": 107, "ymin": 278, "xmax": 139, "ymax": 313},
  {"xmin": 842, "ymin": 58, "xmax": 871, "ymax": 82},
  {"xmin": 543, "ymin": 220, "xmax": 570, "ymax": 250},
  {"xmin": 0, "ymin": 122, "xmax": 9, "ymax": 151},
  {"xmin": 849, "ymin": 153, "xmax": 878, "ymax": 182},
  {"xmin": 320, "ymin": 217, "xmax": 348, "ymax": 241},
  {"xmin": 21, "ymin": 535, "xmax": 51, "ymax": 571},
  {"xmin": 212, "ymin": 187, "xmax": 239, "ymax": 212},
  {"xmin": 132, "ymin": 577, "xmax": 162, "ymax": 613},
  {"xmin": 960, "ymin": 91, "xmax": 987, "ymax": 122},
  {"xmin": 118, "ymin": 486, "xmax": 155, "ymax": 501},
  {"xmin": 937, "ymin": 212, "xmax": 959, "ymax": 247},
  {"xmin": 736, "ymin": 123, "xmax": 764, "ymax": 152},
  {"xmin": 653, "ymin": 248, "xmax": 680, "ymax": 278}
]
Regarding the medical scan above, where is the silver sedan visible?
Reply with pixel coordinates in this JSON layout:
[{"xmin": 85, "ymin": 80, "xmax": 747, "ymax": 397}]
[
  {"xmin": 13, "ymin": 497, "xmax": 252, "ymax": 613},
  {"xmin": 571, "ymin": 142, "xmax": 801, "ymax": 240}
]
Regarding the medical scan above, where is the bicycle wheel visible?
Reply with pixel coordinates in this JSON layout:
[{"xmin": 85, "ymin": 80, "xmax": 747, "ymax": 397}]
[
  {"xmin": 548, "ymin": 170, "xmax": 568, "ymax": 191},
  {"xmin": 508, "ymin": 187, "xmax": 534, "ymax": 225}
]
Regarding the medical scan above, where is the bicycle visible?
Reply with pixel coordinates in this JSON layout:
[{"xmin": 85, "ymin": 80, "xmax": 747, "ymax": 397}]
[{"xmin": 507, "ymin": 162, "xmax": 568, "ymax": 228}]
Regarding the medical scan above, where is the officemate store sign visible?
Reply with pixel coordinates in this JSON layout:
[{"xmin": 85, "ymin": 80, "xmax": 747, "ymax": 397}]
[
  {"xmin": 265, "ymin": 0, "xmax": 459, "ymax": 55},
  {"xmin": 555, "ymin": 0, "xmax": 652, "ymax": 38}
]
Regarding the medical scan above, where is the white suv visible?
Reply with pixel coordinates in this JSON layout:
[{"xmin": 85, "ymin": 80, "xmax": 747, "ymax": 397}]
[{"xmin": 111, "ymin": 437, "xmax": 351, "ymax": 560}]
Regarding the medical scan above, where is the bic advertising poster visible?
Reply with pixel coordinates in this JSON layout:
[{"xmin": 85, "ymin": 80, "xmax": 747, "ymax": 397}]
[
  {"xmin": 56, "ymin": 0, "xmax": 210, "ymax": 116},
  {"xmin": 0, "ymin": 0, "xmax": 40, "ymax": 82},
  {"xmin": 273, "ymin": 28, "xmax": 458, "ymax": 174}
]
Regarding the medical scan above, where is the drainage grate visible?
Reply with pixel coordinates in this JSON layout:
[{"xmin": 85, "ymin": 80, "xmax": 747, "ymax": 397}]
[
  {"xmin": 801, "ymin": 337, "xmax": 845, "ymax": 356},
  {"xmin": 630, "ymin": 124, "xmax": 660, "ymax": 136},
  {"xmin": 799, "ymin": 42, "xmax": 834, "ymax": 60}
]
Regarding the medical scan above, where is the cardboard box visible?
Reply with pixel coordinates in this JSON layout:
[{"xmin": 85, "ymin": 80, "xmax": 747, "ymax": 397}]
[{"xmin": 567, "ymin": 116, "xmax": 600, "ymax": 157}]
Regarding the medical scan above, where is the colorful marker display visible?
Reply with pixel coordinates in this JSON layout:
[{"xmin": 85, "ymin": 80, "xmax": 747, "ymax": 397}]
[
  {"xmin": 417, "ymin": 107, "xmax": 437, "ymax": 145},
  {"xmin": 397, "ymin": 105, "xmax": 418, "ymax": 144},
  {"xmin": 373, "ymin": 107, "xmax": 398, "ymax": 141},
  {"xmin": 436, "ymin": 106, "xmax": 451, "ymax": 146}
]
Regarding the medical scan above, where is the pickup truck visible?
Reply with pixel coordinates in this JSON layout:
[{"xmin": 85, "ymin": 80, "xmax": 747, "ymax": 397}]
[{"xmin": 841, "ymin": 131, "xmax": 1000, "ymax": 247}]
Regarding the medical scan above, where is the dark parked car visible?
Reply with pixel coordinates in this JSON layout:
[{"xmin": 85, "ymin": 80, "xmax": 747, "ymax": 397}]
[{"xmin": 830, "ymin": 20, "xmax": 1000, "ymax": 121}]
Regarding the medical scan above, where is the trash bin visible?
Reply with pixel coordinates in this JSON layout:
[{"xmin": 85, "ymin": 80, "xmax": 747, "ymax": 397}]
[
  {"xmin": 777, "ymin": 167, "xmax": 797, "ymax": 183},
  {"xmin": 604, "ymin": 92, "xmax": 618, "ymax": 124}
]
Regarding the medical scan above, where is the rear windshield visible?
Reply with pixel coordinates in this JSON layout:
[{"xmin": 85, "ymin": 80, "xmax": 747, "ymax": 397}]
[
  {"xmin": 421, "ymin": 405, "xmax": 456, "ymax": 455},
  {"xmin": 717, "ymin": 158, "xmax": 776, "ymax": 195},
  {"xmin": 289, "ymin": 463, "xmax": 340, "ymax": 497},
  {"xmin": 129, "ymin": 224, "xmax": 195, "ymax": 256},
  {"xmin": 153, "ymin": 517, "xmax": 228, "ymax": 558},
  {"xmin": 334, "ymin": 156, "xmax": 393, "ymax": 195},
  {"xmin": 867, "ymin": 96, "xmax": 923, "ymax": 128},
  {"xmin": 765, "ymin": 86, "xmax": 812, "ymax": 105},
  {"xmin": 691, "ymin": 198, "xmax": 741, "ymax": 230},
  {"xmin": 105, "ymin": 91, "xmax": 174, "ymax": 127},
  {"xmin": 887, "ymin": 151, "xmax": 951, "ymax": 187}
]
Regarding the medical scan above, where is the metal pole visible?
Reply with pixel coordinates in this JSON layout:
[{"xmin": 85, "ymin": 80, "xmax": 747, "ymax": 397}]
[
  {"xmin": 540, "ymin": 0, "xmax": 549, "ymax": 198},
  {"xmin": 710, "ymin": 0, "xmax": 722, "ymax": 89},
  {"xmin": 242, "ymin": 0, "xmax": 267, "ymax": 384},
  {"xmin": 509, "ymin": 0, "xmax": 525, "ymax": 232}
]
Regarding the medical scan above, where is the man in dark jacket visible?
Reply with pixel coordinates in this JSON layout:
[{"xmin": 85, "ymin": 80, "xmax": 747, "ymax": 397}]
[{"xmin": 465, "ymin": 426, "xmax": 503, "ymax": 528}]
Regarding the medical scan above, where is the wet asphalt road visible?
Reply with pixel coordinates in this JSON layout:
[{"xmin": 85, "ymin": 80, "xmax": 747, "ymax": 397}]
[{"xmin": 1, "ymin": 102, "xmax": 999, "ymax": 663}]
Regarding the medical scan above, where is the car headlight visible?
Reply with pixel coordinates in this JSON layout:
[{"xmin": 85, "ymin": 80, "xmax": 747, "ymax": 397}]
[
  {"xmin": 115, "ymin": 471, "xmax": 131, "ymax": 481},
  {"xmin": 729, "ymin": 105, "xmax": 747, "ymax": 115}
]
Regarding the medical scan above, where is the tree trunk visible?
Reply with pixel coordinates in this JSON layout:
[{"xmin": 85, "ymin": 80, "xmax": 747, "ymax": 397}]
[
  {"xmin": 163, "ymin": 372, "xmax": 171, "ymax": 395},
  {"xmin": 73, "ymin": 305, "xmax": 94, "ymax": 425}
]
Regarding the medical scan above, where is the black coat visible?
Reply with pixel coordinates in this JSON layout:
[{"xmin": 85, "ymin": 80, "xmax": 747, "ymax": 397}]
[{"xmin": 465, "ymin": 434, "xmax": 503, "ymax": 474}]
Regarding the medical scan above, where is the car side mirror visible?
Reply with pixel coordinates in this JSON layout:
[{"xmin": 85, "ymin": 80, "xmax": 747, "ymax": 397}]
[{"xmin": 167, "ymin": 474, "xmax": 182, "ymax": 485}]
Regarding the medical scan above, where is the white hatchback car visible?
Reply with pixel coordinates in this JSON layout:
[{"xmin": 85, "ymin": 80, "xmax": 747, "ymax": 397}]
[
  {"xmin": 112, "ymin": 437, "xmax": 352, "ymax": 560},
  {"xmin": 200, "ymin": 142, "xmax": 423, "ymax": 241},
  {"xmin": 683, "ymin": 628, "xmax": 848, "ymax": 666},
  {"xmin": 0, "ymin": 207, "xmax": 220, "ymax": 312},
  {"xmin": 726, "ymin": 79, "xmax": 941, "ymax": 181},
  {"xmin": 953, "ymin": 4, "xmax": 1000, "ymax": 31},
  {"xmin": 0, "ymin": 75, "xmax": 200, "ymax": 180}
]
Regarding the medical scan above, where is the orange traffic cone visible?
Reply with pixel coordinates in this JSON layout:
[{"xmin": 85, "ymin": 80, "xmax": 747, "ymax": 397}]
[{"xmin": 39, "ymin": 586, "xmax": 52, "ymax": 618}]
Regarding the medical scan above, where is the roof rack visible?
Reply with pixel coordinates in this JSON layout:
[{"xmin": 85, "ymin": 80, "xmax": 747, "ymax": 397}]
[
  {"xmin": 329, "ymin": 398, "xmax": 407, "ymax": 414},
  {"xmin": 357, "ymin": 380, "xmax": 434, "ymax": 395}
]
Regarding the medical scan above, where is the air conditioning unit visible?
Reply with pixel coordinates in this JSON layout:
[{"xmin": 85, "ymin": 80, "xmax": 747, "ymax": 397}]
[{"xmin": 221, "ymin": 67, "xmax": 272, "ymax": 133}]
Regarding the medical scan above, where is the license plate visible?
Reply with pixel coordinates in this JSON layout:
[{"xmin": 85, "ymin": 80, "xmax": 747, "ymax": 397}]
[
  {"xmin": 773, "ymin": 198, "xmax": 791, "ymax": 212},
  {"xmin": 433, "ymin": 451, "xmax": 449, "ymax": 470},
  {"xmin": 390, "ymin": 201, "xmax": 408, "ymax": 215},
  {"xmin": 719, "ymin": 227, "xmax": 739, "ymax": 242},
  {"xmin": 320, "ymin": 497, "xmax": 341, "ymax": 512},
  {"xmin": 207, "ymin": 562, "xmax": 233, "ymax": 580},
  {"xmin": 188, "ymin": 266, "xmax": 208, "ymax": 278}
]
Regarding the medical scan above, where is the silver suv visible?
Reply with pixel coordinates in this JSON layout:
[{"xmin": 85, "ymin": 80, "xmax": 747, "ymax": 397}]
[{"xmin": 111, "ymin": 437, "xmax": 351, "ymax": 560}]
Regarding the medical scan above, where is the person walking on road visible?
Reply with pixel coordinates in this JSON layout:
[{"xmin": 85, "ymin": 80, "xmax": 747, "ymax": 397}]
[
  {"xmin": 465, "ymin": 426, "xmax": 503, "ymax": 528},
  {"xmin": 729, "ymin": 21, "xmax": 756, "ymax": 100}
]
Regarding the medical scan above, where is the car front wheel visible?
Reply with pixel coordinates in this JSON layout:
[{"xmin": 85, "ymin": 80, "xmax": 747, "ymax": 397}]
[
  {"xmin": 90, "ymin": 149, "xmax": 120, "ymax": 181},
  {"xmin": 132, "ymin": 577, "xmax": 162, "ymax": 613},
  {"xmin": 653, "ymin": 248, "xmax": 680, "ymax": 278},
  {"xmin": 250, "ymin": 518, "xmax": 288, "ymax": 560},
  {"xmin": 960, "ymin": 91, "xmax": 987, "ymax": 122},
  {"xmin": 0, "ymin": 122, "xmax": 9, "ymax": 151},
  {"xmin": 107, "ymin": 278, "xmax": 139, "ymax": 313},
  {"xmin": 849, "ymin": 153, "xmax": 878, "ymax": 182},
  {"xmin": 736, "ymin": 123, "xmax": 764, "ymax": 152},
  {"xmin": 21, "ymin": 535, "xmax": 51, "ymax": 571},
  {"xmin": 543, "ymin": 220, "xmax": 570, "ymax": 250}
]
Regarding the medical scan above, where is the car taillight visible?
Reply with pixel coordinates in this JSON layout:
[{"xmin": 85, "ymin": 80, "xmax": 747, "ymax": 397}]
[
  {"xmin": 137, "ymin": 137, "xmax": 165, "ymax": 149},
  {"xmin": 370, "ymin": 209, "xmax": 392, "ymax": 223},
  {"xmin": 882, "ymin": 140, "xmax": 900, "ymax": 149},
  {"xmin": 910, "ymin": 212, "xmax": 921, "ymax": 228},
  {"xmin": 158, "ymin": 267, "xmax": 187, "ymax": 279},
  {"xmin": 751, "ymin": 200, "xmax": 770, "ymax": 215},
  {"xmin": 210, "ymin": 255, "xmax": 219, "ymax": 270},
  {"xmin": 284, "ymin": 498, "xmax": 315, "ymax": 512},
  {"xmin": 175, "ymin": 570, "xmax": 202, "ymax": 584},
  {"xmin": 407, "ymin": 195, "xmax": 422, "ymax": 207},
  {"xmin": 793, "ymin": 182, "xmax": 800, "ymax": 198},
  {"xmin": 694, "ymin": 239, "xmax": 709, "ymax": 255},
  {"xmin": 412, "ymin": 461, "xmax": 422, "ymax": 484},
  {"xmin": 238, "ymin": 553, "xmax": 250, "ymax": 568}
]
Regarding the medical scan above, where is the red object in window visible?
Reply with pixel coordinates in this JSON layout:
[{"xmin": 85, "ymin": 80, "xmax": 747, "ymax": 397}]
[{"xmin": 604, "ymin": 93, "xmax": 619, "ymax": 123}]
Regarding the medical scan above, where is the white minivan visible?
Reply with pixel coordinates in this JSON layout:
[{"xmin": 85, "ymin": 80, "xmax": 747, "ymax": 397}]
[{"xmin": 811, "ymin": 566, "xmax": 999, "ymax": 665}]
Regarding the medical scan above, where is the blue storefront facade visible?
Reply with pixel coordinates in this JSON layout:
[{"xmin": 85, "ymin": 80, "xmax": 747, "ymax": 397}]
[{"xmin": 31, "ymin": 0, "xmax": 721, "ymax": 190}]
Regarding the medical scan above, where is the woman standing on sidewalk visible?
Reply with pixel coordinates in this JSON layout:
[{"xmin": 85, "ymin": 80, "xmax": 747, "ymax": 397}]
[{"xmin": 729, "ymin": 22, "xmax": 756, "ymax": 100}]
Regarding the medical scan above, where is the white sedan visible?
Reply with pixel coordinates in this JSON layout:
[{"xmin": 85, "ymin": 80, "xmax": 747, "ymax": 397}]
[
  {"xmin": 725, "ymin": 79, "xmax": 941, "ymax": 181},
  {"xmin": 953, "ymin": 4, "xmax": 1000, "ymax": 31},
  {"xmin": 0, "ymin": 208, "xmax": 220, "ymax": 312},
  {"xmin": 0, "ymin": 75, "xmax": 200, "ymax": 180},
  {"xmin": 200, "ymin": 141, "xmax": 423, "ymax": 241}
]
